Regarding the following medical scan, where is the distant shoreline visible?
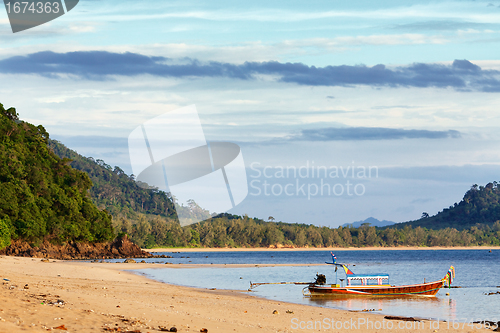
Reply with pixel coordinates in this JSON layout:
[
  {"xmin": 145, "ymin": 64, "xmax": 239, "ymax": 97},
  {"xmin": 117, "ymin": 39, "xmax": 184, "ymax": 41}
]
[{"xmin": 144, "ymin": 245, "xmax": 500, "ymax": 252}]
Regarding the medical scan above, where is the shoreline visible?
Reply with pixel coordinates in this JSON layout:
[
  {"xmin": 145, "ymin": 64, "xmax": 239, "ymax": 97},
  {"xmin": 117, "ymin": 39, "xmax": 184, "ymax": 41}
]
[
  {"xmin": 144, "ymin": 245, "xmax": 500, "ymax": 252},
  {"xmin": 0, "ymin": 255, "xmax": 491, "ymax": 333}
]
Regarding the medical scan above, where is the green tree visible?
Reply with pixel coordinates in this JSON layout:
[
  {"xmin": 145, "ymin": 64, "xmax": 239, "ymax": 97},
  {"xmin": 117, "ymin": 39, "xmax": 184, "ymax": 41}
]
[
  {"xmin": 0, "ymin": 103, "xmax": 114, "ymax": 245},
  {"xmin": 0, "ymin": 217, "xmax": 12, "ymax": 249}
]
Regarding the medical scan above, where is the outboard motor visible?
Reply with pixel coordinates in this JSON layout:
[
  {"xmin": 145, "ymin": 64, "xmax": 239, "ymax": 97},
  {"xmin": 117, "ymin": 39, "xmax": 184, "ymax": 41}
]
[{"xmin": 314, "ymin": 273, "xmax": 327, "ymax": 285}]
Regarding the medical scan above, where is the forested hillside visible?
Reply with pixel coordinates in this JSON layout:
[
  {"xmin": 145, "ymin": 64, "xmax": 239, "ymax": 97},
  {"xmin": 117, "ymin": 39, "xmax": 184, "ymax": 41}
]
[
  {"xmin": 41, "ymin": 138, "xmax": 500, "ymax": 249},
  {"xmin": 48, "ymin": 140, "xmax": 177, "ymax": 219},
  {"xmin": 2, "ymin": 101, "xmax": 499, "ymax": 251},
  {"xmin": 0, "ymin": 103, "xmax": 114, "ymax": 249},
  {"xmin": 398, "ymin": 182, "xmax": 500, "ymax": 230}
]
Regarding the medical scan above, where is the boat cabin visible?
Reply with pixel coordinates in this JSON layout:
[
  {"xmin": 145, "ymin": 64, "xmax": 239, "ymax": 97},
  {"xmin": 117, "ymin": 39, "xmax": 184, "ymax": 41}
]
[{"xmin": 347, "ymin": 274, "xmax": 389, "ymax": 286}]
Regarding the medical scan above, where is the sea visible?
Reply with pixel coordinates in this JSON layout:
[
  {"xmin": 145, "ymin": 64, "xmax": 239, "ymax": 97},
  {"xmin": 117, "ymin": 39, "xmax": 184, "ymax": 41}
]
[{"xmin": 115, "ymin": 249, "xmax": 500, "ymax": 324}]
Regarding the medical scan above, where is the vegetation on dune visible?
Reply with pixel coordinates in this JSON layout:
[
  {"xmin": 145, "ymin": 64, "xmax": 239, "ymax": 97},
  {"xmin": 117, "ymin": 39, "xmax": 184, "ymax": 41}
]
[{"xmin": 0, "ymin": 103, "xmax": 114, "ymax": 249}]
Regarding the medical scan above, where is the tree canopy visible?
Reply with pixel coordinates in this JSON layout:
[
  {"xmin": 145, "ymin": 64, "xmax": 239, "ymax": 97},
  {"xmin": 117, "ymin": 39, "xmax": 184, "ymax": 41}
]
[
  {"xmin": 397, "ymin": 182, "xmax": 500, "ymax": 230},
  {"xmin": 48, "ymin": 140, "xmax": 178, "ymax": 219},
  {"xmin": 0, "ymin": 103, "xmax": 114, "ymax": 249}
]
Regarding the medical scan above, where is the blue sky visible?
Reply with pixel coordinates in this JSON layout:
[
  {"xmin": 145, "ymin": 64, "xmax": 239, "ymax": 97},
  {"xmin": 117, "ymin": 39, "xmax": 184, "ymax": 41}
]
[{"xmin": 2, "ymin": 0, "xmax": 500, "ymax": 226}]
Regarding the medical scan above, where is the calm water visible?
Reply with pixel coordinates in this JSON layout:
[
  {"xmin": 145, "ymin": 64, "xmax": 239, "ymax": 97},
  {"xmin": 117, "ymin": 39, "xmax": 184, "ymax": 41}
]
[{"xmin": 129, "ymin": 250, "xmax": 500, "ymax": 322}]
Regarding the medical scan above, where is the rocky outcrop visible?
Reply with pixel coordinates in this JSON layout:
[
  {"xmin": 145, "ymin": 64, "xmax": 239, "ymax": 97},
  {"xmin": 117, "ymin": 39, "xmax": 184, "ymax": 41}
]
[{"xmin": 0, "ymin": 235, "xmax": 151, "ymax": 259}]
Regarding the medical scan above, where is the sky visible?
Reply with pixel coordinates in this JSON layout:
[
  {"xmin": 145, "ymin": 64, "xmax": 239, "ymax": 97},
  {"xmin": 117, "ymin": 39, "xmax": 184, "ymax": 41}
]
[{"xmin": 2, "ymin": 0, "xmax": 500, "ymax": 227}]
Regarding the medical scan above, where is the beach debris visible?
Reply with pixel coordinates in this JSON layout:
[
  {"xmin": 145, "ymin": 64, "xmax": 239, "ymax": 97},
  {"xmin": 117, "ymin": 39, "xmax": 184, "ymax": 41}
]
[
  {"xmin": 169, "ymin": 327, "xmax": 178, "ymax": 332},
  {"xmin": 2, "ymin": 278, "xmax": 9, "ymax": 281},
  {"xmin": 286, "ymin": 310, "xmax": 294, "ymax": 314},
  {"xmin": 351, "ymin": 308, "xmax": 382, "ymax": 312},
  {"xmin": 473, "ymin": 320, "xmax": 500, "ymax": 330},
  {"xmin": 53, "ymin": 324, "xmax": 67, "ymax": 330},
  {"xmin": 41, "ymin": 259, "xmax": 50, "ymax": 262},
  {"xmin": 200, "ymin": 329, "xmax": 208, "ymax": 333},
  {"xmin": 446, "ymin": 293, "xmax": 450, "ymax": 296},
  {"xmin": 24, "ymin": 284, "xmax": 29, "ymax": 289},
  {"xmin": 485, "ymin": 291, "xmax": 500, "ymax": 295},
  {"xmin": 159, "ymin": 326, "xmax": 170, "ymax": 332},
  {"xmin": 384, "ymin": 316, "xmax": 419, "ymax": 322},
  {"xmin": 272, "ymin": 310, "xmax": 279, "ymax": 314},
  {"xmin": 123, "ymin": 259, "xmax": 136, "ymax": 263}
]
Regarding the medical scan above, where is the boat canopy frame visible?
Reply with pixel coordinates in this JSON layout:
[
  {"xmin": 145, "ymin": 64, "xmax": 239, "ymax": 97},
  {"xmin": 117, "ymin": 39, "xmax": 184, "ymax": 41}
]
[{"xmin": 346, "ymin": 274, "xmax": 390, "ymax": 286}]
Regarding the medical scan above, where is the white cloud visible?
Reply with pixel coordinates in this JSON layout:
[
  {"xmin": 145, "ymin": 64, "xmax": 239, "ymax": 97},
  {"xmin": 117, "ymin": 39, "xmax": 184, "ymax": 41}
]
[{"xmin": 81, "ymin": 2, "xmax": 500, "ymax": 24}]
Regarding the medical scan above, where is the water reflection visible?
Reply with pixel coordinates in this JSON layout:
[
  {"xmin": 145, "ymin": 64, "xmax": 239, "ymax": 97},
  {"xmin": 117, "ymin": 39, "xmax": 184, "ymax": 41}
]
[
  {"xmin": 133, "ymin": 250, "xmax": 499, "ymax": 322},
  {"xmin": 307, "ymin": 295, "xmax": 446, "ymax": 319}
]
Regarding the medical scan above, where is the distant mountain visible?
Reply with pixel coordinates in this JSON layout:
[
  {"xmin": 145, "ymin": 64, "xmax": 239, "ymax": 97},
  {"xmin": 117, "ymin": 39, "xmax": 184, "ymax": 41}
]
[{"xmin": 343, "ymin": 217, "xmax": 397, "ymax": 228}]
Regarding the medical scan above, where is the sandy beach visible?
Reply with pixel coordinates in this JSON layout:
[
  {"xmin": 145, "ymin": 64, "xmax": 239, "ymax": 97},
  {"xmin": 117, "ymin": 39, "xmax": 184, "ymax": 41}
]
[{"xmin": 0, "ymin": 255, "xmax": 492, "ymax": 333}]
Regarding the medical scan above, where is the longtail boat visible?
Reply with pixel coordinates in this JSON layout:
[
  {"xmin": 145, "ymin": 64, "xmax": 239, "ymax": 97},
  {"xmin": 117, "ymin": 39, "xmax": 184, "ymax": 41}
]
[
  {"xmin": 307, "ymin": 253, "xmax": 455, "ymax": 297},
  {"xmin": 249, "ymin": 253, "xmax": 455, "ymax": 298}
]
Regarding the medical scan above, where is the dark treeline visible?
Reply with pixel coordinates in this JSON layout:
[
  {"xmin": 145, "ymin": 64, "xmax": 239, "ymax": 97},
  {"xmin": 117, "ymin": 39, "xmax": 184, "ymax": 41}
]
[
  {"xmin": 0, "ymin": 104, "xmax": 114, "ymax": 249},
  {"xmin": 115, "ymin": 213, "xmax": 500, "ymax": 249}
]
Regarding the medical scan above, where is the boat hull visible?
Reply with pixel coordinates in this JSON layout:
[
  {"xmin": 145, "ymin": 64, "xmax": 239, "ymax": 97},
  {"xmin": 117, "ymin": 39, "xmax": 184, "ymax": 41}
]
[{"xmin": 308, "ymin": 280, "xmax": 444, "ymax": 297}]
